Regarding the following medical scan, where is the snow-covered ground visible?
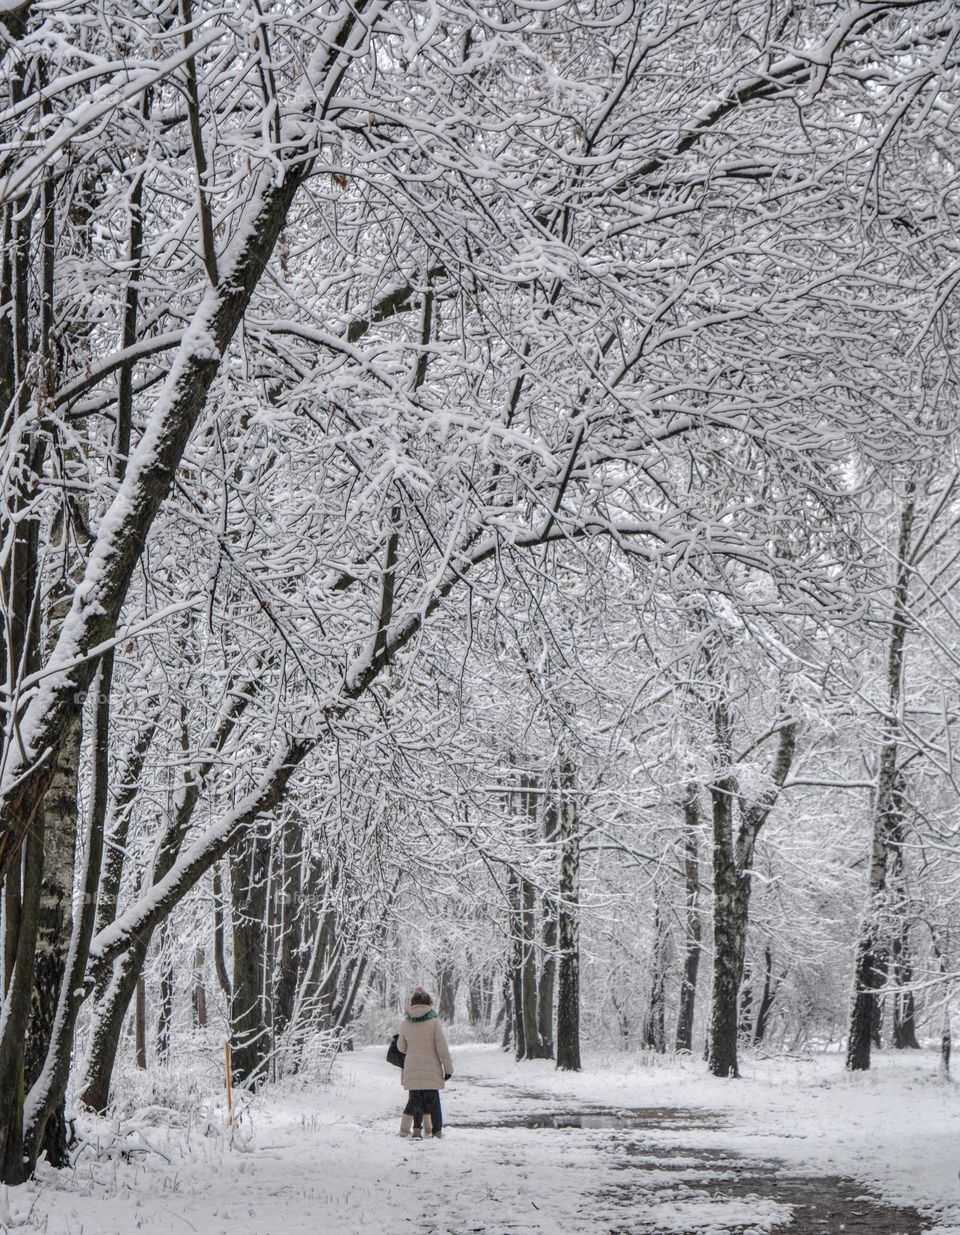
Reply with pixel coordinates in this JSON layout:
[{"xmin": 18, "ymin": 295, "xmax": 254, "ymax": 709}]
[{"xmin": 2, "ymin": 1044, "xmax": 958, "ymax": 1234}]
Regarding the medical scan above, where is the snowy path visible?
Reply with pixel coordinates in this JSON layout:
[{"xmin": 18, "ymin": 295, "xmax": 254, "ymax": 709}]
[{"xmin": 5, "ymin": 1045, "xmax": 957, "ymax": 1234}]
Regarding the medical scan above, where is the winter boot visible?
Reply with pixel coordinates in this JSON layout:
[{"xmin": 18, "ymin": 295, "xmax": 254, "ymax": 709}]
[
  {"xmin": 411, "ymin": 1126, "xmax": 423, "ymax": 1139},
  {"xmin": 423, "ymin": 1113, "xmax": 433, "ymax": 1137},
  {"xmin": 399, "ymin": 1115, "xmax": 413, "ymax": 1138}
]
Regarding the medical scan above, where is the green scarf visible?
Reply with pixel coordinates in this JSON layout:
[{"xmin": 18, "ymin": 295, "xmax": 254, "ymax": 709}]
[{"xmin": 405, "ymin": 1008, "xmax": 437, "ymax": 1023}]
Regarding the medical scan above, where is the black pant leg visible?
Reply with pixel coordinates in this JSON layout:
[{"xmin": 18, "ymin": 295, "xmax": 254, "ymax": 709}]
[
  {"xmin": 405, "ymin": 1089, "xmax": 442, "ymax": 1130},
  {"xmin": 409, "ymin": 1090, "xmax": 430, "ymax": 1127}
]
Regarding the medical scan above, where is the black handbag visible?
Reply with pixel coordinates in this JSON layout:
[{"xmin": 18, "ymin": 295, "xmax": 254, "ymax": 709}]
[{"xmin": 387, "ymin": 1034, "xmax": 406, "ymax": 1068}]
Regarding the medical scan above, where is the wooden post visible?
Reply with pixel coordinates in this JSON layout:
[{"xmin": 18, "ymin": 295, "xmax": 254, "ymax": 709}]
[{"xmin": 224, "ymin": 1040, "xmax": 233, "ymax": 1125}]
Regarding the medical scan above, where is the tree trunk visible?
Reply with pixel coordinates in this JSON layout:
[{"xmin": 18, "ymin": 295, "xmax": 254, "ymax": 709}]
[
  {"xmin": 94, "ymin": 712, "xmax": 159, "ymax": 953},
  {"xmin": 436, "ymin": 960, "xmax": 457, "ymax": 1024},
  {"xmin": 753, "ymin": 946, "xmax": 781, "ymax": 1047},
  {"xmin": 520, "ymin": 873, "xmax": 541, "ymax": 1057},
  {"xmin": 939, "ymin": 945, "xmax": 951, "ymax": 1078},
  {"xmin": 555, "ymin": 756, "xmax": 581, "ymax": 1072},
  {"xmin": 467, "ymin": 969, "xmax": 484, "ymax": 1027},
  {"xmin": 500, "ymin": 972, "xmax": 513, "ymax": 1052},
  {"xmin": 287, "ymin": 862, "xmax": 342, "ymax": 1053},
  {"xmin": 675, "ymin": 784, "xmax": 702, "ymax": 1054},
  {"xmin": 611, "ymin": 983, "xmax": 630, "ymax": 1049},
  {"xmin": 642, "ymin": 899, "xmax": 667, "ymax": 1053},
  {"xmin": 890, "ymin": 823, "xmax": 919, "ymax": 1050},
  {"xmin": 538, "ymin": 778, "xmax": 560, "ymax": 1058},
  {"xmin": 507, "ymin": 869, "xmax": 526, "ymax": 1059},
  {"xmin": 708, "ymin": 690, "xmax": 796, "ymax": 1079},
  {"xmin": 518, "ymin": 774, "xmax": 549, "ymax": 1058},
  {"xmin": 709, "ymin": 772, "xmax": 746, "ymax": 1079},
  {"xmin": 847, "ymin": 496, "xmax": 915, "ymax": 1072},
  {"xmin": 24, "ymin": 456, "xmax": 89, "ymax": 1167},
  {"xmin": 193, "ymin": 946, "xmax": 208, "ymax": 1029},
  {"xmin": 0, "ymin": 816, "xmax": 44, "ymax": 1183},
  {"xmin": 738, "ymin": 963, "xmax": 754, "ymax": 1044},
  {"xmin": 849, "ymin": 929, "xmax": 883, "ymax": 1070},
  {"xmin": 230, "ymin": 826, "xmax": 271, "ymax": 1085},
  {"xmin": 263, "ymin": 840, "xmax": 278, "ymax": 1069},
  {"xmin": 0, "ymin": 194, "xmax": 45, "ymax": 1182},
  {"xmin": 483, "ymin": 975, "xmax": 495, "ymax": 1024},
  {"xmin": 212, "ymin": 861, "xmax": 232, "ymax": 1000},
  {"xmin": 20, "ymin": 655, "xmax": 113, "ymax": 1174},
  {"xmin": 942, "ymin": 1011, "xmax": 951, "ymax": 1078},
  {"xmin": 1, "ymin": 861, "xmax": 20, "ymax": 996},
  {"xmin": 872, "ymin": 945, "xmax": 889, "ymax": 1049},
  {"xmin": 24, "ymin": 715, "xmax": 81, "ymax": 1168},
  {"xmin": 156, "ymin": 926, "xmax": 174, "ymax": 1064},
  {"xmin": 272, "ymin": 815, "xmax": 303, "ymax": 1038},
  {"xmin": 893, "ymin": 986, "xmax": 919, "ymax": 1049},
  {"xmin": 332, "ymin": 954, "xmax": 369, "ymax": 1033},
  {"xmin": 708, "ymin": 685, "xmax": 744, "ymax": 1080},
  {"xmin": 81, "ymin": 680, "xmax": 255, "ymax": 1110},
  {"xmin": 136, "ymin": 976, "xmax": 147, "ymax": 1069},
  {"xmin": 81, "ymin": 936, "xmax": 149, "ymax": 1110}
]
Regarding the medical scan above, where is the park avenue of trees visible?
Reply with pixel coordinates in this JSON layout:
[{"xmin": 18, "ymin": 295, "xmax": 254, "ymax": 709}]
[{"xmin": 2, "ymin": 0, "xmax": 960, "ymax": 1186}]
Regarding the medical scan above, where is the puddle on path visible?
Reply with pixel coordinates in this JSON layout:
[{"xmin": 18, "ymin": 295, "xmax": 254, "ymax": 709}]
[
  {"xmin": 459, "ymin": 1105, "xmax": 929, "ymax": 1234},
  {"xmin": 458, "ymin": 1107, "xmax": 721, "ymax": 1132},
  {"xmin": 608, "ymin": 1145, "xmax": 927, "ymax": 1234}
]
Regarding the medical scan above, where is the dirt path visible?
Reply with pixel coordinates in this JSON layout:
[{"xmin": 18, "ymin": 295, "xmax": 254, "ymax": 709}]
[
  {"xmin": 13, "ymin": 1048, "xmax": 941, "ymax": 1235},
  {"xmin": 454, "ymin": 1076, "xmax": 929, "ymax": 1234},
  {"xmin": 606, "ymin": 1128, "xmax": 927, "ymax": 1234}
]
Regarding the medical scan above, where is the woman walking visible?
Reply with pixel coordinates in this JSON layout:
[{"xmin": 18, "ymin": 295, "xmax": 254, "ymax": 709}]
[{"xmin": 398, "ymin": 986, "xmax": 453, "ymax": 1139}]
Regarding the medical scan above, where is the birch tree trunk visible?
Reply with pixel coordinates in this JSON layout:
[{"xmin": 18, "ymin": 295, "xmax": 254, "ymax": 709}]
[
  {"xmin": 892, "ymin": 934, "xmax": 920, "ymax": 1049},
  {"xmin": 156, "ymin": 925, "xmax": 174, "ymax": 1064},
  {"xmin": 24, "ymin": 717, "xmax": 81, "ymax": 1167},
  {"xmin": 500, "ymin": 972, "xmax": 514, "ymax": 1052},
  {"xmin": 21, "ymin": 654, "xmax": 113, "ymax": 1175}
]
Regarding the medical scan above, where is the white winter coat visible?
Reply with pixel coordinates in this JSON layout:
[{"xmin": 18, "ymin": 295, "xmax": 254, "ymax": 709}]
[{"xmin": 397, "ymin": 1005, "xmax": 453, "ymax": 1091}]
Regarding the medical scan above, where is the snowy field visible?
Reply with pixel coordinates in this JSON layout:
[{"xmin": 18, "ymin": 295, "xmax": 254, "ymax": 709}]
[{"xmin": 2, "ymin": 1045, "xmax": 958, "ymax": 1235}]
